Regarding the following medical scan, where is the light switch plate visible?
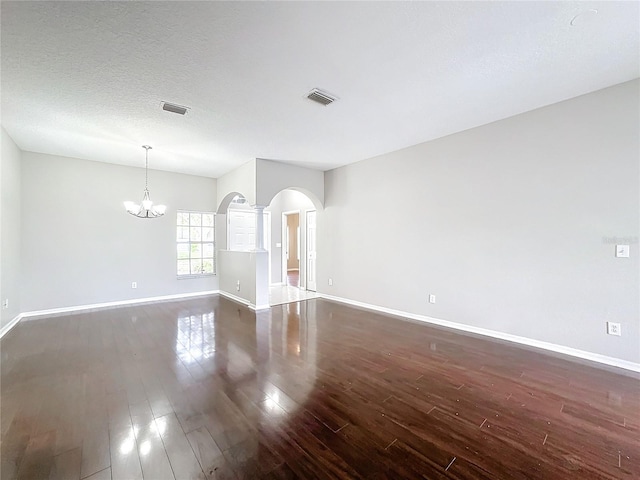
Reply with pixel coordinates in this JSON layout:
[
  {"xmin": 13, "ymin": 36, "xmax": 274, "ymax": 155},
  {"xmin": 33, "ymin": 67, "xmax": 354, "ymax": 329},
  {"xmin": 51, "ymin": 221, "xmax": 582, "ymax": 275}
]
[
  {"xmin": 276, "ymin": 242, "xmax": 282, "ymax": 248},
  {"xmin": 616, "ymin": 245, "xmax": 630, "ymax": 258}
]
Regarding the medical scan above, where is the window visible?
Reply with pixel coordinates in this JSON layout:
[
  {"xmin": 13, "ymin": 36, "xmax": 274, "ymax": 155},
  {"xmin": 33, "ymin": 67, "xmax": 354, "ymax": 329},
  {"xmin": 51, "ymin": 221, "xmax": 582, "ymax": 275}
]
[{"xmin": 177, "ymin": 211, "xmax": 215, "ymax": 276}]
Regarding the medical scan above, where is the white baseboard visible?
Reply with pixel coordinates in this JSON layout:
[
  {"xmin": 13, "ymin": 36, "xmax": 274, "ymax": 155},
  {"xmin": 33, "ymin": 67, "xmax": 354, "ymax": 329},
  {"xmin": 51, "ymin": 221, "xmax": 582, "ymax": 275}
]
[
  {"xmin": 17, "ymin": 290, "xmax": 219, "ymax": 323},
  {"xmin": 318, "ymin": 293, "xmax": 640, "ymax": 373},
  {"xmin": 0, "ymin": 314, "xmax": 22, "ymax": 340},
  {"xmin": 218, "ymin": 290, "xmax": 270, "ymax": 311},
  {"xmin": 3, "ymin": 289, "xmax": 267, "ymax": 339},
  {"xmin": 218, "ymin": 290, "xmax": 252, "ymax": 308},
  {"xmin": 251, "ymin": 304, "xmax": 271, "ymax": 311}
]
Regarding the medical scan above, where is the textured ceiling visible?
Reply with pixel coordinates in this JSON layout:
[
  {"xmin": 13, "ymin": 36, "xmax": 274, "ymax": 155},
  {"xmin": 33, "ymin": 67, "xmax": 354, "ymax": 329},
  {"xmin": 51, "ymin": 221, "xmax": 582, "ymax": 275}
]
[{"xmin": 1, "ymin": 1, "xmax": 638, "ymax": 178}]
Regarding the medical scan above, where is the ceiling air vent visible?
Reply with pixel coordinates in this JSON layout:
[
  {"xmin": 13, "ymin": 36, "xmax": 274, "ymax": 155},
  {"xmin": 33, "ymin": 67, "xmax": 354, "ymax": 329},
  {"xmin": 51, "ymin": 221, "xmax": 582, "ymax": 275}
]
[
  {"xmin": 306, "ymin": 88, "xmax": 337, "ymax": 106},
  {"xmin": 161, "ymin": 102, "xmax": 189, "ymax": 115}
]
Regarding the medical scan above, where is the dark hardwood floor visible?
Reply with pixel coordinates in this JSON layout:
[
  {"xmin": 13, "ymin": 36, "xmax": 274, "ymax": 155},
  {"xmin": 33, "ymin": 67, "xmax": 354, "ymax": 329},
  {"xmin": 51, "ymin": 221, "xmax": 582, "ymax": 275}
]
[{"xmin": 1, "ymin": 296, "xmax": 638, "ymax": 479}]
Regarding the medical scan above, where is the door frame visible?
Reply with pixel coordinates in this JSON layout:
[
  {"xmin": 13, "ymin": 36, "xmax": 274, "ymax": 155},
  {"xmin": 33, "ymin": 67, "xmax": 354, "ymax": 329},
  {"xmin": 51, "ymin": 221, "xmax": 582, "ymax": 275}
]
[
  {"xmin": 282, "ymin": 210, "xmax": 301, "ymax": 287},
  {"xmin": 305, "ymin": 210, "xmax": 317, "ymax": 292}
]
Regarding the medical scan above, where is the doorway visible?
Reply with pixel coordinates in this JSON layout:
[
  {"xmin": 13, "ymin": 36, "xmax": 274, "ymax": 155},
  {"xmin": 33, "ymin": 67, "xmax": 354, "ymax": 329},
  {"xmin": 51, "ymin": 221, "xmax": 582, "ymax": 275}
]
[
  {"xmin": 269, "ymin": 190, "xmax": 319, "ymax": 307},
  {"xmin": 283, "ymin": 211, "xmax": 300, "ymax": 287}
]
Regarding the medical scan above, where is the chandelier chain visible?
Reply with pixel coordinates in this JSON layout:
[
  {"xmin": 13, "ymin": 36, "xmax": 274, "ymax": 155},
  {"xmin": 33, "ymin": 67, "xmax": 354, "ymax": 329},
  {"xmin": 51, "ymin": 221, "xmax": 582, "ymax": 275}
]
[{"xmin": 143, "ymin": 145, "xmax": 151, "ymax": 190}]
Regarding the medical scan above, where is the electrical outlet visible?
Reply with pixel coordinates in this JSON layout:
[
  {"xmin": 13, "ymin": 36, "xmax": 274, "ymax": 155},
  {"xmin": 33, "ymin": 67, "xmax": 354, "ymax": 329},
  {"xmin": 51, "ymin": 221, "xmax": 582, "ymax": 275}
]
[
  {"xmin": 2, "ymin": 299, "xmax": 8, "ymax": 309},
  {"xmin": 616, "ymin": 245, "xmax": 630, "ymax": 258},
  {"xmin": 607, "ymin": 322, "xmax": 621, "ymax": 336},
  {"xmin": 429, "ymin": 294, "xmax": 436, "ymax": 304},
  {"xmin": 131, "ymin": 282, "xmax": 137, "ymax": 289},
  {"xmin": 328, "ymin": 278, "xmax": 333, "ymax": 286}
]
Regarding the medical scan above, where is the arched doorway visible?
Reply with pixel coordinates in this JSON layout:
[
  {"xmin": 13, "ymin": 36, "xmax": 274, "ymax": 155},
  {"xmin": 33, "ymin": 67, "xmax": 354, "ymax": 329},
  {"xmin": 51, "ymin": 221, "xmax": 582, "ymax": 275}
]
[{"xmin": 265, "ymin": 189, "xmax": 318, "ymax": 306}]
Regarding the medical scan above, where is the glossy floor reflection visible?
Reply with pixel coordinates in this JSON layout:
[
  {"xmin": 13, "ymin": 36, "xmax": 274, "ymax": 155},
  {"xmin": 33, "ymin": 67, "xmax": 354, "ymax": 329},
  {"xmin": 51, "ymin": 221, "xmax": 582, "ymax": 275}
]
[
  {"xmin": 269, "ymin": 285, "xmax": 318, "ymax": 306},
  {"xmin": 1, "ymin": 296, "xmax": 639, "ymax": 479}
]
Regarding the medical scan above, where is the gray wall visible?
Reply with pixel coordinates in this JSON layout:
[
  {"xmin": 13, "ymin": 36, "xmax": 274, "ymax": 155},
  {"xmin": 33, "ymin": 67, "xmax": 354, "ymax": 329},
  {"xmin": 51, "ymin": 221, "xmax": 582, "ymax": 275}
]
[
  {"xmin": 21, "ymin": 152, "xmax": 218, "ymax": 311},
  {"xmin": 218, "ymin": 250, "xmax": 256, "ymax": 305},
  {"xmin": 318, "ymin": 79, "xmax": 640, "ymax": 363},
  {"xmin": 1, "ymin": 128, "xmax": 22, "ymax": 328},
  {"xmin": 256, "ymin": 159, "xmax": 324, "ymax": 208},
  {"xmin": 217, "ymin": 159, "xmax": 256, "ymax": 210}
]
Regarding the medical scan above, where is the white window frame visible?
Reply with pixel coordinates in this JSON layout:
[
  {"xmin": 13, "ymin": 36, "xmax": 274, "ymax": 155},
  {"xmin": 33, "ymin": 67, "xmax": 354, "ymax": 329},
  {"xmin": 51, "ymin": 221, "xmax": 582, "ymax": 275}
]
[{"xmin": 177, "ymin": 210, "xmax": 216, "ymax": 278}]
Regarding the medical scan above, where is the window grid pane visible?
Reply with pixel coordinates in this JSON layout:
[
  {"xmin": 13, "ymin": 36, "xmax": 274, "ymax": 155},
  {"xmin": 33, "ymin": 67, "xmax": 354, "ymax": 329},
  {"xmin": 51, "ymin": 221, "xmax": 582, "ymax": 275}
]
[
  {"xmin": 190, "ymin": 259, "xmax": 202, "ymax": 274},
  {"xmin": 178, "ymin": 212, "xmax": 190, "ymax": 226},
  {"xmin": 177, "ymin": 244, "xmax": 189, "ymax": 260},
  {"xmin": 190, "ymin": 227, "xmax": 202, "ymax": 242},
  {"xmin": 202, "ymin": 259, "xmax": 214, "ymax": 274},
  {"xmin": 177, "ymin": 260, "xmax": 190, "ymax": 275},
  {"xmin": 177, "ymin": 227, "xmax": 189, "ymax": 242}
]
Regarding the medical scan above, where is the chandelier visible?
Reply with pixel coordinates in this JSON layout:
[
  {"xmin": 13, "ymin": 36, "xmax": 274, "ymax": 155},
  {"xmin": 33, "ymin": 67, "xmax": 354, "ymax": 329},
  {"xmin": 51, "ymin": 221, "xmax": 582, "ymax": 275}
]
[{"xmin": 124, "ymin": 145, "xmax": 167, "ymax": 218}]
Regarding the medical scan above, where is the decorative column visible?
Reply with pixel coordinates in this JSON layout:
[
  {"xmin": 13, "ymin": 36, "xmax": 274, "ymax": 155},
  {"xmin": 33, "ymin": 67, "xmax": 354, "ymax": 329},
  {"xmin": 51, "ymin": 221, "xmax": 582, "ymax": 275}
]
[
  {"xmin": 253, "ymin": 205, "xmax": 270, "ymax": 308},
  {"xmin": 254, "ymin": 205, "xmax": 266, "ymax": 251}
]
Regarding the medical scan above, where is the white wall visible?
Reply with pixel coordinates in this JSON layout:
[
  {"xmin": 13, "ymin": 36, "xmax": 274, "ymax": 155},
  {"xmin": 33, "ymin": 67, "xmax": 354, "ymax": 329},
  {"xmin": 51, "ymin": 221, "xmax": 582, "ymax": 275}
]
[
  {"xmin": 1, "ymin": 128, "xmax": 22, "ymax": 328},
  {"xmin": 21, "ymin": 152, "xmax": 218, "ymax": 311},
  {"xmin": 318, "ymin": 80, "xmax": 640, "ymax": 364}
]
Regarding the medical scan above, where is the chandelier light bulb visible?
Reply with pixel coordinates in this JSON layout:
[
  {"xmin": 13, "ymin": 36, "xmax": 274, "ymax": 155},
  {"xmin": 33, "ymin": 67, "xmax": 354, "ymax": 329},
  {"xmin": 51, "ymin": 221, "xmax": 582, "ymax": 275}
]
[{"xmin": 123, "ymin": 201, "xmax": 137, "ymax": 213}]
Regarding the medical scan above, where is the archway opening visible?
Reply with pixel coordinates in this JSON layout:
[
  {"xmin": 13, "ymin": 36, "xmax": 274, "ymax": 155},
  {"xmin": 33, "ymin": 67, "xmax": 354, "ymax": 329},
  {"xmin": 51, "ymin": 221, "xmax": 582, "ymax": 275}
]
[{"xmin": 265, "ymin": 189, "xmax": 318, "ymax": 306}]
